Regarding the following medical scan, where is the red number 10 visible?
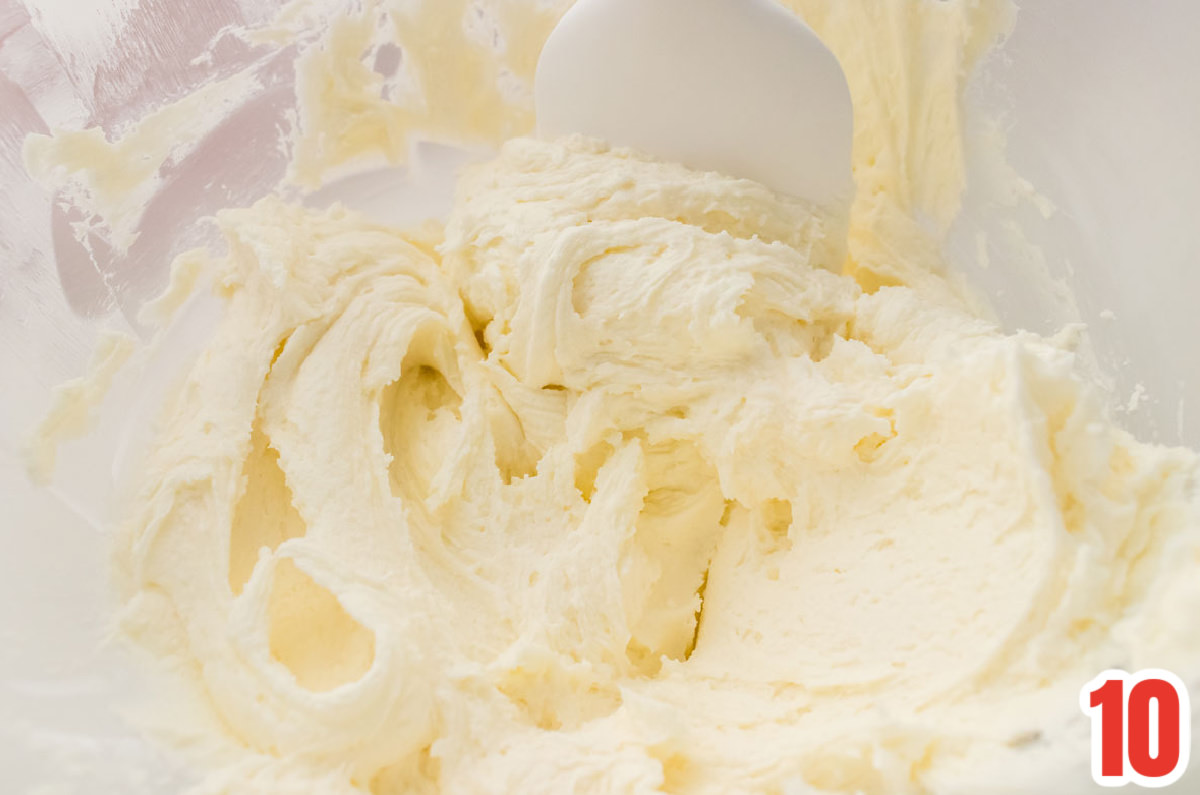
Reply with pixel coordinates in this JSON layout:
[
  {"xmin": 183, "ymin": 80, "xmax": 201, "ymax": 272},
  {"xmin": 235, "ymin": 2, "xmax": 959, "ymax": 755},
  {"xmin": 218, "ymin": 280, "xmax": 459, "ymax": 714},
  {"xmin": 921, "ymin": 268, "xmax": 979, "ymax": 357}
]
[{"xmin": 1081, "ymin": 670, "xmax": 1191, "ymax": 788}]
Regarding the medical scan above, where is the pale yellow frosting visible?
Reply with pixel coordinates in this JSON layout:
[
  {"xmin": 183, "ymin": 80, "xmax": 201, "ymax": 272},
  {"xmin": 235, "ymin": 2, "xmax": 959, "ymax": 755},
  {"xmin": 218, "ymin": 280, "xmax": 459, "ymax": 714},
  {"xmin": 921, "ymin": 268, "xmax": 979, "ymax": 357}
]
[
  {"xmin": 116, "ymin": 133, "xmax": 1200, "ymax": 791},
  {"xmin": 80, "ymin": 0, "xmax": 1200, "ymax": 793}
]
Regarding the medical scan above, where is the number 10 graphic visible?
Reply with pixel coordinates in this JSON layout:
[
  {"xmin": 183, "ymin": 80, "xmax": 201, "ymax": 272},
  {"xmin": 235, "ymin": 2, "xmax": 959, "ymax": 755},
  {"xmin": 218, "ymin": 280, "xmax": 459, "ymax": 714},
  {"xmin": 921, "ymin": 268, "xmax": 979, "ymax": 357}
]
[{"xmin": 1081, "ymin": 670, "xmax": 1191, "ymax": 788}]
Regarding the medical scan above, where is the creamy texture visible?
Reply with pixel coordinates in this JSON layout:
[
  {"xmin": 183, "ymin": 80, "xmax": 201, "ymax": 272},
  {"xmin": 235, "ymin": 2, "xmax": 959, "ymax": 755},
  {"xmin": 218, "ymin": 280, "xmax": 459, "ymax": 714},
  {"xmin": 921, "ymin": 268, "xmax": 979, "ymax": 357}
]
[
  {"xmin": 61, "ymin": 0, "xmax": 1199, "ymax": 793},
  {"xmin": 117, "ymin": 134, "xmax": 1200, "ymax": 793},
  {"xmin": 284, "ymin": 0, "xmax": 571, "ymax": 188}
]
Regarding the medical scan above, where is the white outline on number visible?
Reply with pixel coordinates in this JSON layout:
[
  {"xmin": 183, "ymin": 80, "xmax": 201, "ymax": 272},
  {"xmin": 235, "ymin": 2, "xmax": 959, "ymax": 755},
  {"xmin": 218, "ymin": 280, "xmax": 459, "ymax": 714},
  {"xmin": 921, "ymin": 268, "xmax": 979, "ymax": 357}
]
[{"xmin": 1079, "ymin": 669, "xmax": 1191, "ymax": 789}]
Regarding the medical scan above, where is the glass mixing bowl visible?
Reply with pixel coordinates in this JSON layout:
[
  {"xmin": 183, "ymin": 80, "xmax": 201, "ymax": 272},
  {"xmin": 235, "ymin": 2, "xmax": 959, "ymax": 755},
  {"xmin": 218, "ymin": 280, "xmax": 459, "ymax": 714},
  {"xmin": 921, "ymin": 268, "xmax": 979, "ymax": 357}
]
[{"xmin": 2, "ymin": 0, "xmax": 1197, "ymax": 791}]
